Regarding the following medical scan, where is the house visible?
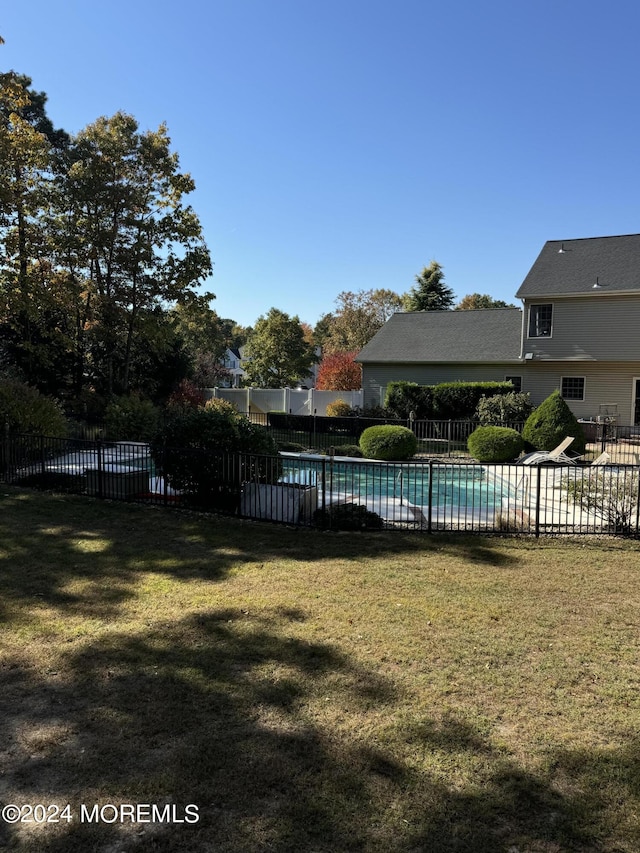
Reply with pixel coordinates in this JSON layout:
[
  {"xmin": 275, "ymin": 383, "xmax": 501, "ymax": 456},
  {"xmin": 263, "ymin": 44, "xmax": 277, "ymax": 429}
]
[
  {"xmin": 220, "ymin": 347, "xmax": 245, "ymax": 388},
  {"xmin": 357, "ymin": 234, "xmax": 640, "ymax": 425}
]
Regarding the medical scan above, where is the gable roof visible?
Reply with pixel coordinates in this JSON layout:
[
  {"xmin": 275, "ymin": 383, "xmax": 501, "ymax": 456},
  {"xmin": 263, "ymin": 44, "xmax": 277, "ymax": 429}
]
[
  {"xmin": 517, "ymin": 234, "xmax": 640, "ymax": 298},
  {"xmin": 356, "ymin": 309, "xmax": 522, "ymax": 364}
]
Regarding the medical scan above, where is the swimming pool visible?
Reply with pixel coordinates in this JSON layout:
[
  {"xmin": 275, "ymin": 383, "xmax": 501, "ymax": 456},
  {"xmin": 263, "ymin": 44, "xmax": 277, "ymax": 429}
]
[{"xmin": 280, "ymin": 455, "xmax": 510, "ymax": 524}]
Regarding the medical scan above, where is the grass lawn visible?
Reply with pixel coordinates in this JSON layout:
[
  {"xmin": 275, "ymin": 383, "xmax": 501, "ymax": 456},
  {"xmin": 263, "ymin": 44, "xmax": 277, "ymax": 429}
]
[{"xmin": 1, "ymin": 487, "xmax": 639, "ymax": 852}]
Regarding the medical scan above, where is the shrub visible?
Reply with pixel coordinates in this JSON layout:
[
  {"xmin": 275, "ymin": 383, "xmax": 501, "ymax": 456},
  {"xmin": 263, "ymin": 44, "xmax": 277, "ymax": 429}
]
[
  {"xmin": 154, "ymin": 406, "xmax": 279, "ymax": 509},
  {"xmin": 467, "ymin": 426, "xmax": 524, "ymax": 462},
  {"xmin": 359, "ymin": 425, "xmax": 417, "ymax": 460},
  {"xmin": 167, "ymin": 379, "xmax": 206, "ymax": 410},
  {"xmin": 385, "ymin": 382, "xmax": 432, "ymax": 419},
  {"xmin": 522, "ymin": 390, "xmax": 586, "ymax": 454},
  {"xmin": 204, "ymin": 397, "xmax": 238, "ymax": 414},
  {"xmin": 105, "ymin": 395, "xmax": 159, "ymax": 442},
  {"xmin": 563, "ymin": 468, "xmax": 640, "ymax": 534},
  {"xmin": 313, "ymin": 502, "xmax": 384, "ymax": 530},
  {"xmin": 0, "ymin": 379, "xmax": 66, "ymax": 437},
  {"xmin": 385, "ymin": 381, "xmax": 517, "ymax": 420},
  {"xmin": 326, "ymin": 399, "xmax": 353, "ymax": 417},
  {"xmin": 431, "ymin": 382, "xmax": 515, "ymax": 420},
  {"xmin": 476, "ymin": 391, "xmax": 533, "ymax": 426}
]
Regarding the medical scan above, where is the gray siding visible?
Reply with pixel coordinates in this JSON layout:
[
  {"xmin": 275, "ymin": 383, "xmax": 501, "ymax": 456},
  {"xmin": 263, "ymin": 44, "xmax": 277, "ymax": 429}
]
[
  {"xmin": 362, "ymin": 363, "xmax": 520, "ymax": 409},
  {"xmin": 364, "ymin": 360, "xmax": 640, "ymax": 424},
  {"xmin": 521, "ymin": 361, "xmax": 640, "ymax": 424},
  {"xmin": 524, "ymin": 295, "xmax": 640, "ymax": 361}
]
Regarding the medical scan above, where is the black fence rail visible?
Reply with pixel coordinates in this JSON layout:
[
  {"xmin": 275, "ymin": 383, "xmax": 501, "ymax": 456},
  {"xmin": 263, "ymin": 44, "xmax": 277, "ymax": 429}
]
[
  {"xmin": 3, "ymin": 433, "xmax": 640, "ymax": 536},
  {"xmin": 59, "ymin": 412, "xmax": 640, "ymax": 463}
]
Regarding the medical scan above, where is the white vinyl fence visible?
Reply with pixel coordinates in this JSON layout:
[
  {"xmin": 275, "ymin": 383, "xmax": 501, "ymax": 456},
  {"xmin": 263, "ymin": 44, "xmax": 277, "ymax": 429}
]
[{"xmin": 205, "ymin": 387, "xmax": 363, "ymax": 416}]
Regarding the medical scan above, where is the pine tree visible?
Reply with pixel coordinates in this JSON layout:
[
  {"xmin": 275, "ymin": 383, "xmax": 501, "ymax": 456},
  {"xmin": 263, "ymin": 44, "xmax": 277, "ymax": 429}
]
[{"xmin": 404, "ymin": 261, "xmax": 454, "ymax": 311}]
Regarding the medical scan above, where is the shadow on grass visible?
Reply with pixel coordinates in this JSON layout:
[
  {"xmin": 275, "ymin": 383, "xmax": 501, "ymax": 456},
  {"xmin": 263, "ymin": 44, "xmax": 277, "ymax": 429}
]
[
  {"xmin": 2, "ymin": 489, "xmax": 637, "ymax": 850},
  {"xmin": 1, "ymin": 608, "xmax": 638, "ymax": 851},
  {"xmin": 0, "ymin": 488, "xmax": 519, "ymax": 624}
]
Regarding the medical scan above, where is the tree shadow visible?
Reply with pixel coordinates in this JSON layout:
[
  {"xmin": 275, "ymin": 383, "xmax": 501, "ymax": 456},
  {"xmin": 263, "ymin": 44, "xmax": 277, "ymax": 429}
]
[
  {"xmin": 1, "ymin": 606, "xmax": 638, "ymax": 851},
  {"xmin": 0, "ymin": 489, "xmax": 520, "ymax": 626}
]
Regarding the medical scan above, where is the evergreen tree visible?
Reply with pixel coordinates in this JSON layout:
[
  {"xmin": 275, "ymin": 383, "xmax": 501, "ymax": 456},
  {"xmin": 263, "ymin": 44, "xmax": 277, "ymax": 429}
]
[
  {"xmin": 522, "ymin": 390, "xmax": 586, "ymax": 453},
  {"xmin": 404, "ymin": 261, "xmax": 454, "ymax": 311}
]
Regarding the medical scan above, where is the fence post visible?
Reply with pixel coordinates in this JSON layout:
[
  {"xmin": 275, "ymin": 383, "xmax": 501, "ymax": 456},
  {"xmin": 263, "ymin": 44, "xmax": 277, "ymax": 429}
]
[
  {"xmin": 97, "ymin": 439, "xmax": 104, "ymax": 499},
  {"xmin": 162, "ymin": 442, "xmax": 168, "ymax": 506},
  {"xmin": 447, "ymin": 420, "xmax": 452, "ymax": 457},
  {"xmin": 635, "ymin": 464, "xmax": 640, "ymax": 537},
  {"xmin": 321, "ymin": 456, "xmax": 326, "ymax": 518},
  {"xmin": 534, "ymin": 465, "xmax": 541, "ymax": 538},
  {"xmin": 328, "ymin": 446, "xmax": 335, "ymax": 530},
  {"xmin": 40, "ymin": 434, "xmax": 46, "ymax": 477},
  {"xmin": 2, "ymin": 421, "xmax": 9, "ymax": 479},
  {"xmin": 427, "ymin": 460, "xmax": 433, "ymax": 533}
]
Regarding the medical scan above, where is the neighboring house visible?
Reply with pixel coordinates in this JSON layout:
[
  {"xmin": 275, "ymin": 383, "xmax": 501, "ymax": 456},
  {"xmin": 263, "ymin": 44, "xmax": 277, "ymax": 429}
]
[
  {"xmin": 220, "ymin": 347, "xmax": 246, "ymax": 388},
  {"xmin": 357, "ymin": 234, "xmax": 640, "ymax": 425}
]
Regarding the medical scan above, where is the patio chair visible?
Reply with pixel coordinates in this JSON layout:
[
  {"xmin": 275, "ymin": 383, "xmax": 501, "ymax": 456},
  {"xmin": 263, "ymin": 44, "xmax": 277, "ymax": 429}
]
[
  {"xmin": 590, "ymin": 451, "xmax": 611, "ymax": 466},
  {"xmin": 517, "ymin": 436, "xmax": 579, "ymax": 466}
]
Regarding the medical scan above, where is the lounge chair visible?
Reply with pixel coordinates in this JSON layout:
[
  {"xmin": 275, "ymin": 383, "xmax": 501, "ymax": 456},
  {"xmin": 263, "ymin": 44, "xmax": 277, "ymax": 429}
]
[
  {"xmin": 517, "ymin": 436, "xmax": 579, "ymax": 466},
  {"xmin": 590, "ymin": 451, "xmax": 610, "ymax": 466}
]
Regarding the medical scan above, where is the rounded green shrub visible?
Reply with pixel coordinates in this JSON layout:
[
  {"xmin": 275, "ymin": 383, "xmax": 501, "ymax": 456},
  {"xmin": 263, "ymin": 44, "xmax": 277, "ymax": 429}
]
[
  {"xmin": 467, "ymin": 426, "xmax": 524, "ymax": 462},
  {"xmin": 0, "ymin": 379, "xmax": 66, "ymax": 436},
  {"xmin": 522, "ymin": 390, "xmax": 586, "ymax": 454},
  {"xmin": 359, "ymin": 425, "xmax": 417, "ymax": 460}
]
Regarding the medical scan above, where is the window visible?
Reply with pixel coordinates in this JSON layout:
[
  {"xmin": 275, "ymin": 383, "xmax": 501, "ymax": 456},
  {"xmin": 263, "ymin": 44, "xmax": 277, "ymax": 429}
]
[
  {"xmin": 505, "ymin": 376, "xmax": 522, "ymax": 393},
  {"xmin": 528, "ymin": 304, "xmax": 553, "ymax": 338},
  {"xmin": 561, "ymin": 377, "xmax": 585, "ymax": 401}
]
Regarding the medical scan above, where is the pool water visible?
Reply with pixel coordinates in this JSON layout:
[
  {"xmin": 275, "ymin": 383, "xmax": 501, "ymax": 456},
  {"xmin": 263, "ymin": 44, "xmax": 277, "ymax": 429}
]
[{"xmin": 281, "ymin": 458, "xmax": 506, "ymax": 510}]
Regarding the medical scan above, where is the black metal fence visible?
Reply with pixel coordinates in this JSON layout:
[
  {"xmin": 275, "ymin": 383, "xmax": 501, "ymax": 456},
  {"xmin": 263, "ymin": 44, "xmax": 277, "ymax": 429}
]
[{"xmin": 2, "ymin": 433, "xmax": 640, "ymax": 536}]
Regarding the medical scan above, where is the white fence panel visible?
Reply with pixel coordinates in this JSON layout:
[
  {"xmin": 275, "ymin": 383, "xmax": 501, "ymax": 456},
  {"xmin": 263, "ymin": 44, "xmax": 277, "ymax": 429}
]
[{"xmin": 206, "ymin": 388, "xmax": 363, "ymax": 416}]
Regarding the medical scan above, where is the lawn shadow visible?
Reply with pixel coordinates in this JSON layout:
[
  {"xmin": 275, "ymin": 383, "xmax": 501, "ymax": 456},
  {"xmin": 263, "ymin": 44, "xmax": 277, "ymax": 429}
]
[
  {"xmin": 1, "ymin": 605, "xmax": 638, "ymax": 851},
  {"xmin": 0, "ymin": 489, "xmax": 519, "ymax": 625}
]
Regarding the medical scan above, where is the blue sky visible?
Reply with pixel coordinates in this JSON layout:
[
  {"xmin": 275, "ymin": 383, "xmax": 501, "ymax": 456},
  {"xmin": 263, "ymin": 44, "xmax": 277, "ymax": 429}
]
[{"xmin": 2, "ymin": 1, "xmax": 640, "ymax": 328}]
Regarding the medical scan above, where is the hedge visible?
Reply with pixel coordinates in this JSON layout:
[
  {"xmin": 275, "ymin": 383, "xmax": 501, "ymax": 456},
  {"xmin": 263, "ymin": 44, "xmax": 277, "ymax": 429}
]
[{"xmin": 385, "ymin": 381, "xmax": 516, "ymax": 420}]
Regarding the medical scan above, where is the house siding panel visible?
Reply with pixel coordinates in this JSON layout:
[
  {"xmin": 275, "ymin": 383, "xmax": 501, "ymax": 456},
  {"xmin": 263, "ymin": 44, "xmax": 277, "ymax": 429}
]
[
  {"xmin": 524, "ymin": 295, "xmax": 640, "ymax": 361},
  {"xmin": 521, "ymin": 361, "xmax": 640, "ymax": 423}
]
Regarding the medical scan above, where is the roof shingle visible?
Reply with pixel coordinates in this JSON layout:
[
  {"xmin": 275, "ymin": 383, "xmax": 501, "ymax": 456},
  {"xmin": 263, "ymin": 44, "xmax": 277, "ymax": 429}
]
[
  {"xmin": 356, "ymin": 309, "xmax": 522, "ymax": 363},
  {"xmin": 517, "ymin": 234, "xmax": 640, "ymax": 298}
]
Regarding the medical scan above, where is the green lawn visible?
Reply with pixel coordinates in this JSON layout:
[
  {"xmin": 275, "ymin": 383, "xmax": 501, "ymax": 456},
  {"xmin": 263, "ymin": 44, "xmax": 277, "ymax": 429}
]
[{"xmin": 1, "ymin": 487, "xmax": 639, "ymax": 852}]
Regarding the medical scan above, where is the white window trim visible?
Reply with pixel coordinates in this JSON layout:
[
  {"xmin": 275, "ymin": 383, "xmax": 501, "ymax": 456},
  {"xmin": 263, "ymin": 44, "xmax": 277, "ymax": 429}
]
[
  {"xmin": 527, "ymin": 303, "xmax": 553, "ymax": 339},
  {"xmin": 560, "ymin": 376, "xmax": 586, "ymax": 402}
]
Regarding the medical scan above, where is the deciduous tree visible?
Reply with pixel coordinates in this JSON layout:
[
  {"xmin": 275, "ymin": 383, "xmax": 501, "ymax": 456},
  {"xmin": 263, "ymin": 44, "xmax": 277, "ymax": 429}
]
[
  {"xmin": 57, "ymin": 111, "xmax": 212, "ymax": 395},
  {"xmin": 320, "ymin": 288, "xmax": 403, "ymax": 352},
  {"xmin": 316, "ymin": 351, "xmax": 361, "ymax": 390},
  {"xmin": 455, "ymin": 293, "xmax": 516, "ymax": 310},
  {"xmin": 243, "ymin": 308, "xmax": 317, "ymax": 388},
  {"xmin": 0, "ymin": 72, "xmax": 71, "ymax": 390}
]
